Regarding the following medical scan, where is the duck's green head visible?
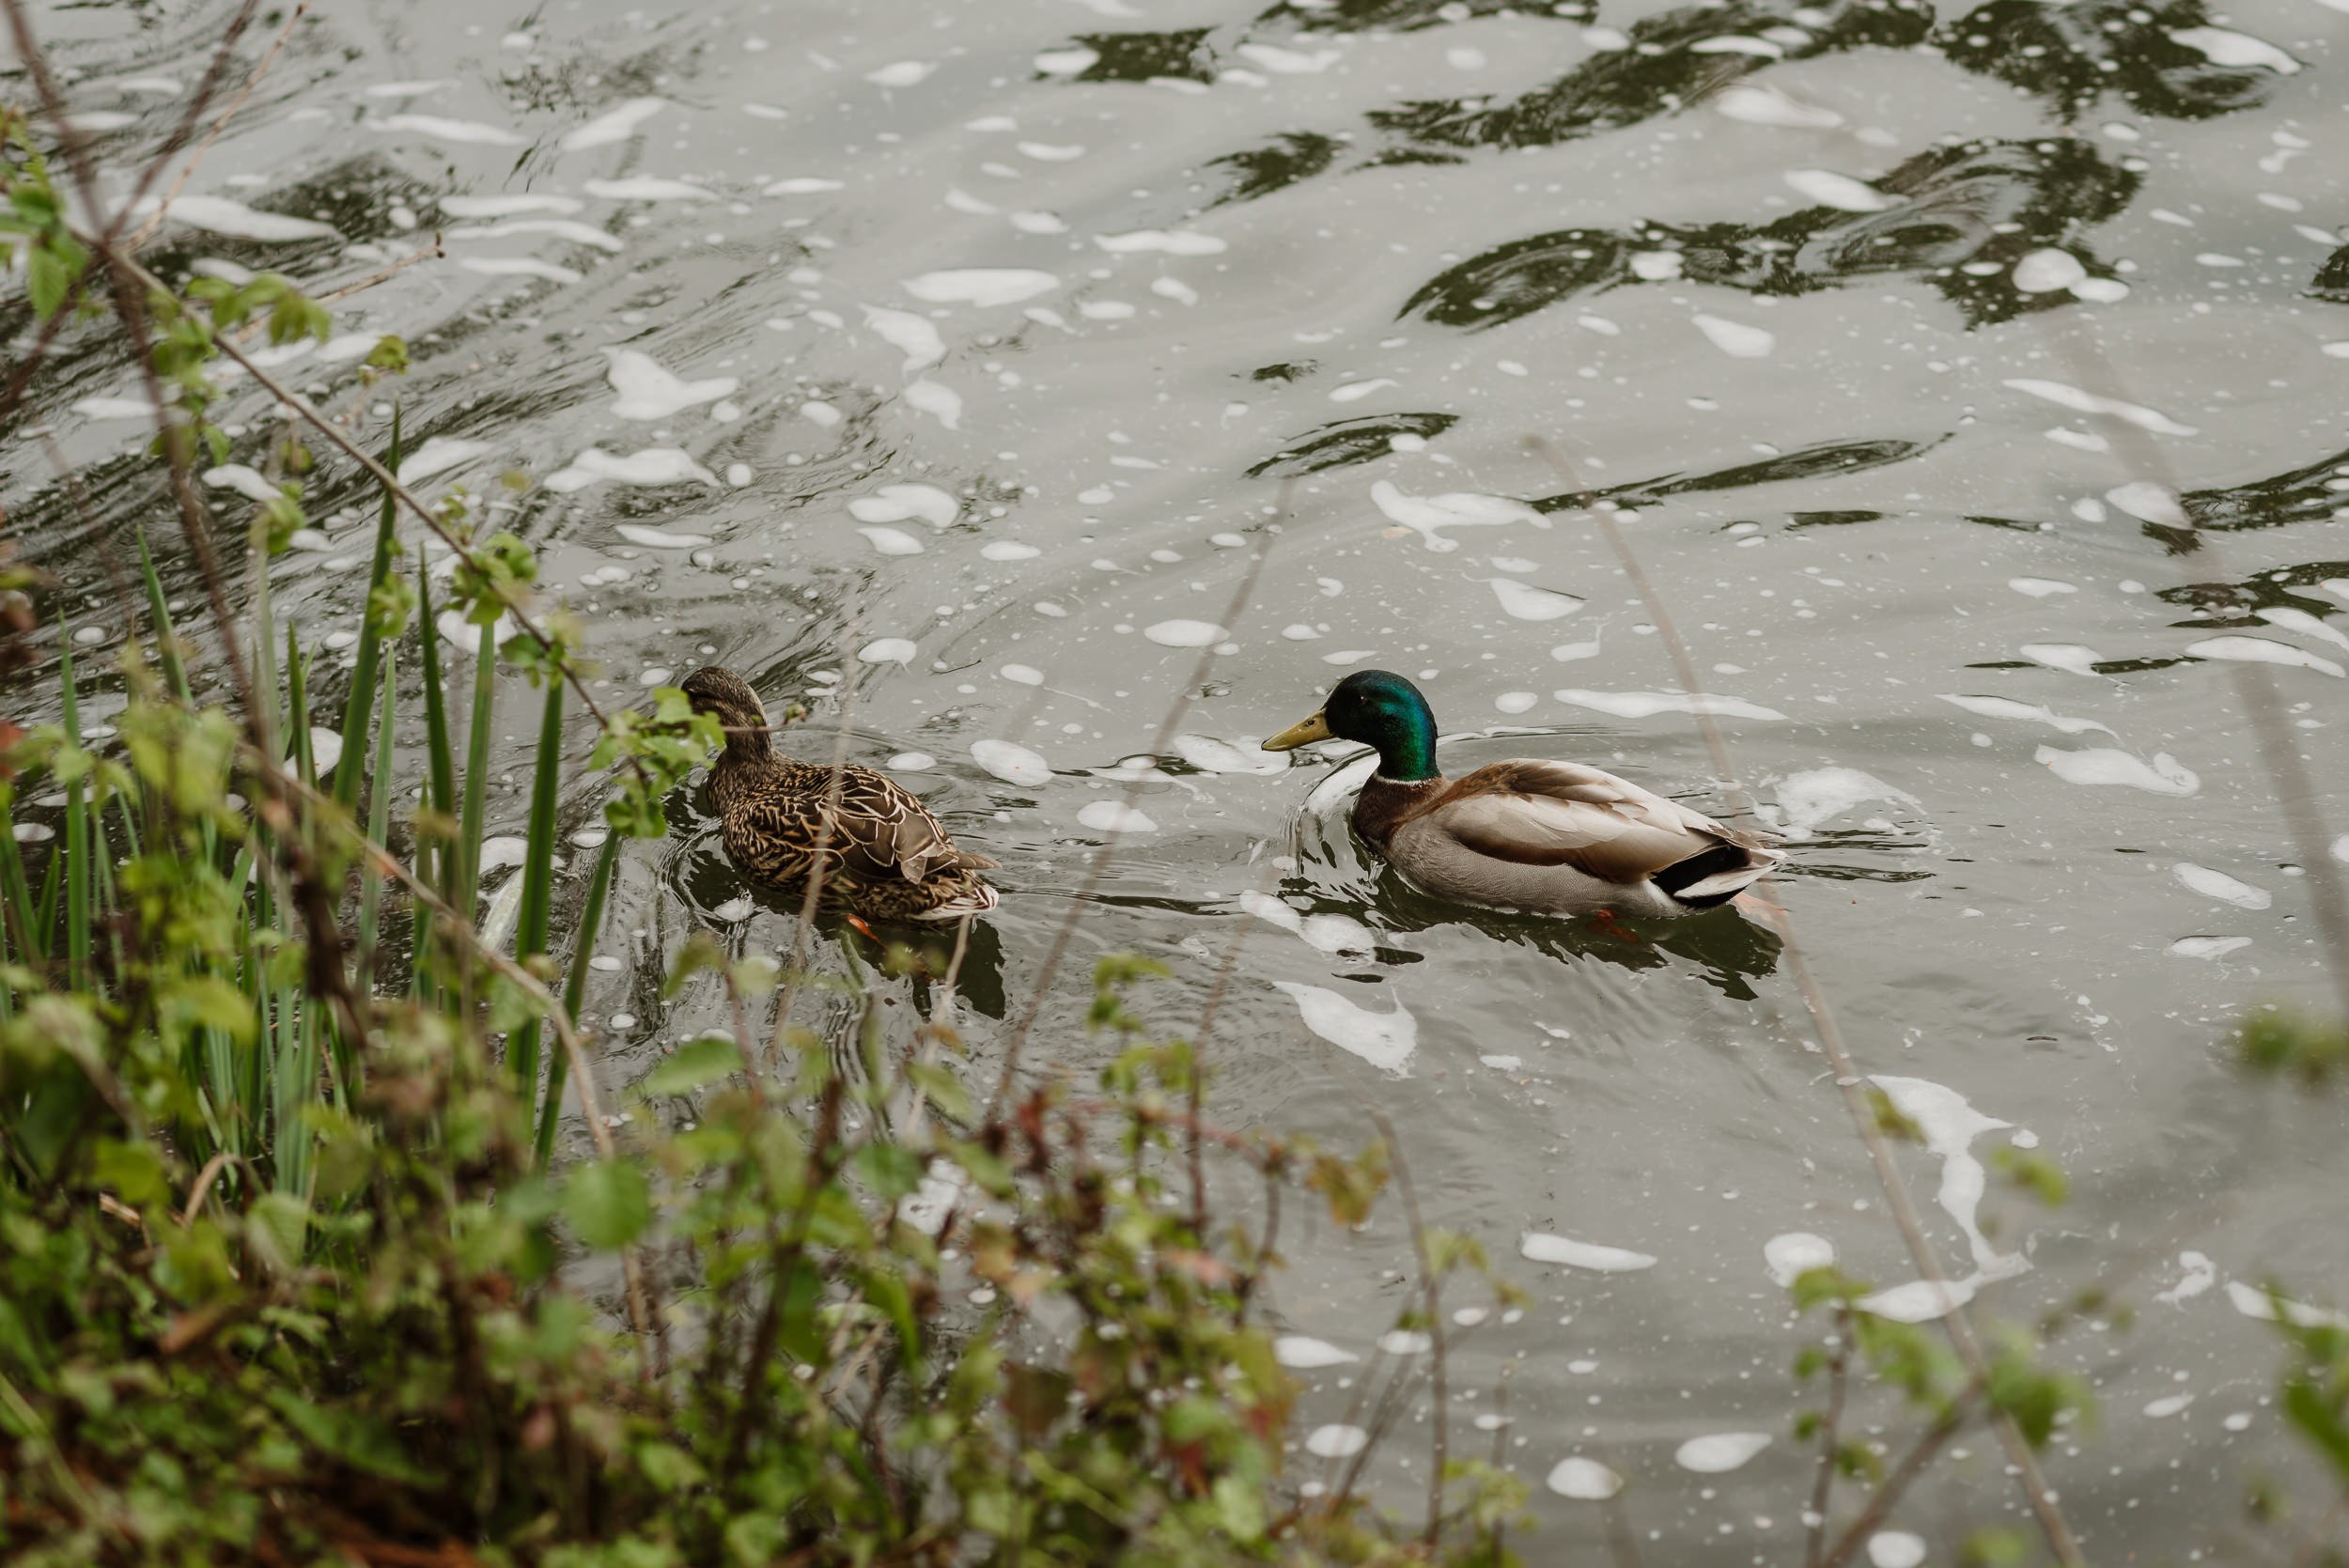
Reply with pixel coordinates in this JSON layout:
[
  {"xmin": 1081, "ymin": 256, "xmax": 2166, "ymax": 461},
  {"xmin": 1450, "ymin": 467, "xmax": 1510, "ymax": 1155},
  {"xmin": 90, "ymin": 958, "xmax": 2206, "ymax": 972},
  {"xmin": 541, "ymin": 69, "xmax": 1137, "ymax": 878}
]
[{"xmin": 1261, "ymin": 669, "xmax": 1439, "ymax": 781}]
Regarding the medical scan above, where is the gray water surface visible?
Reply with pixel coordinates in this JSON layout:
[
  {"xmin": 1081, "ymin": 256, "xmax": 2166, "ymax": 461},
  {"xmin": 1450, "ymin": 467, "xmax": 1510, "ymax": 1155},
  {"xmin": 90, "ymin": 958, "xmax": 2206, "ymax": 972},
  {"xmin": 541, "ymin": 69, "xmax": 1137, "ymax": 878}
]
[{"xmin": 10, "ymin": 0, "xmax": 2349, "ymax": 1556}]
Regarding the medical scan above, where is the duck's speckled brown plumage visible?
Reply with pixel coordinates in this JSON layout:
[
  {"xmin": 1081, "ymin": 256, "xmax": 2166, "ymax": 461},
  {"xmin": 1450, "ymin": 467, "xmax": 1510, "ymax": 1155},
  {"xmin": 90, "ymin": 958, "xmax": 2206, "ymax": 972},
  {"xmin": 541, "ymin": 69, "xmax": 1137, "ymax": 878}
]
[{"xmin": 681, "ymin": 667, "xmax": 999, "ymax": 923}]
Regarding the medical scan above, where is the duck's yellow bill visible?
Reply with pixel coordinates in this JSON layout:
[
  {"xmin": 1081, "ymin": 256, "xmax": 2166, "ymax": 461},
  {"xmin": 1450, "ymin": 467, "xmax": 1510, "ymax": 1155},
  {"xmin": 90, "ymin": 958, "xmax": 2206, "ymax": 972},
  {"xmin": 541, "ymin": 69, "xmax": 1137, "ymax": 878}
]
[{"xmin": 1261, "ymin": 710, "xmax": 1332, "ymax": 752}]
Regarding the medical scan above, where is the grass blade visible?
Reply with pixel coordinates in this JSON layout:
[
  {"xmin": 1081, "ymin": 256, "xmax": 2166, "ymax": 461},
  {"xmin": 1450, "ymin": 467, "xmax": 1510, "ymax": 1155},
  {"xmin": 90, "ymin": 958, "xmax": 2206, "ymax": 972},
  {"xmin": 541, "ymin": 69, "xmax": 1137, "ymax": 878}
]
[
  {"xmin": 59, "ymin": 629, "xmax": 89, "ymax": 991},
  {"xmin": 413, "ymin": 565, "xmax": 455, "ymax": 1001},
  {"xmin": 134, "ymin": 528, "xmax": 192, "ymax": 704},
  {"xmin": 335, "ymin": 408, "xmax": 401, "ymax": 814},
  {"xmin": 539, "ymin": 830, "xmax": 618, "ymax": 1168},
  {"xmin": 506, "ymin": 676, "xmax": 563, "ymax": 1115},
  {"xmin": 455, "ymin": 626, "xmax": 495, "ymax": 922}
]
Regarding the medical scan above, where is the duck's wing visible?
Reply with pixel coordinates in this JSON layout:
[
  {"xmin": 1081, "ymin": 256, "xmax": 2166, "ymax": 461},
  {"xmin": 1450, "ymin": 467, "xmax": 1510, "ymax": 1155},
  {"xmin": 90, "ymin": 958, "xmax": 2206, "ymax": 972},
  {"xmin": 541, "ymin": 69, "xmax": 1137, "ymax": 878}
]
[
  {"xmin": 829, "ymin": 764, "xmax": 1001, "ymax": 882},
  {"xmin": 1422, "ymin": 760, "xmax": 1780, "ymax": 890}
]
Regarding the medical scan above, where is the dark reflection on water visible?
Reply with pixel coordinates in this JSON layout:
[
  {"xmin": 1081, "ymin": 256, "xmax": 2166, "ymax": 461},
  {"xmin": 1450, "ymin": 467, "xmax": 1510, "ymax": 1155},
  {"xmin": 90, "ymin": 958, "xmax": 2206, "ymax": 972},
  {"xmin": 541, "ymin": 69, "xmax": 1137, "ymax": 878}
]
[
  {"xmin": 1364, "ymin": 872, "xmax": 1785, "ymax": 1001},
  {"xmin": 2312, "ymin": 245, "xmax": 2349, "ymax": 303},
  {"xmin": 1403, "ymin": 139, "xmax": 2138, "ymax": 333},
  {"xmin": 1533, "ymin": 435, "xmax": 1948, "ymax": 513},
  {"xmin": 1933, "ymin": 0, "xmax": 2297, "ymax": 120},
  {"xmin": 2134, "ymin": 444, "xmax": 2349, "ymax": 554},
  {"xmin": 1247, "ymin": 412, "xmax": 1459, "ymax": 477}
]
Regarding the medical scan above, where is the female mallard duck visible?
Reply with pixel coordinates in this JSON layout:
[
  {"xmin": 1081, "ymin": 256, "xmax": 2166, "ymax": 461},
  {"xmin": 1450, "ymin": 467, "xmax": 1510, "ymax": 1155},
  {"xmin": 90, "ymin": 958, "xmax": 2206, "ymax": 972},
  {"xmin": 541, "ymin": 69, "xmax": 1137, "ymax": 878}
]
[
  {"xmin": 1263, "ymin": 670, "xmax": 1781, "ymax": 918},
  {"xmin": 680, "ymin": 666, "xmax": 999, "ymax": 924}
]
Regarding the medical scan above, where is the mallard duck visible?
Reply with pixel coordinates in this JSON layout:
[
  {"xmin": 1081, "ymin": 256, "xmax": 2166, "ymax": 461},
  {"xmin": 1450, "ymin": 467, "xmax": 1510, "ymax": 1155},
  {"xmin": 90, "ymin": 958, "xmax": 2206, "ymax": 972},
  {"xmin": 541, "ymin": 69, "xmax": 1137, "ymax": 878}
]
[
  {"xmin": 680, "ymin": 666, "xmax": 999, "ymax": 924},
  {"xmin": 1262, "ymin": 670, "xmax": 1781, "ymax": 918}
]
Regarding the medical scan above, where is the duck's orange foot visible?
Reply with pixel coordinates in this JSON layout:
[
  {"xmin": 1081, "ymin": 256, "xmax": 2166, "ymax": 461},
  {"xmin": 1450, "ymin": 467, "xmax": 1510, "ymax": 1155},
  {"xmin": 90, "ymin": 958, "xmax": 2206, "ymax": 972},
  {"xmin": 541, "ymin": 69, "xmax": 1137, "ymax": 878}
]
[
  {"xmin": 1589, "ymin": 908, "xmax": 1646, "ymax": 945},
  {"xmin": 845, "ymin": 914, "xmax": 880, "ymax": 942}
]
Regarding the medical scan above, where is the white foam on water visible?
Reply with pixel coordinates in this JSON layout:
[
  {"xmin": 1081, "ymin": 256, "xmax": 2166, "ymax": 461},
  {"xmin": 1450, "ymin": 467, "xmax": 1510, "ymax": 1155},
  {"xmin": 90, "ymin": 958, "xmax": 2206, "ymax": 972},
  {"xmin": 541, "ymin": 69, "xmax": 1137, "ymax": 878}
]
[
  {"xmin": 2008, "ymin": 576, "xmax": 2078, "ymax": 598},
  {"xmin": 441, "ymin": 194, "xmax": 583, "ymax": 217},
  {"xmin": 1490, "ymin": 578, "xmax": 1584, "ymax": 621},
  {"xmin": 435, "ymin": 609, "xmax": 515, "ymax": 655},
  {"xmin": 1712, "ymin": 84, "xmax": 1841, "ymax": 127},
  {"xmin": 459, "ymin": 256, "xmax": 582, "ymax": 284},
  {"xmin": 902, "ymin": 268, "xmax": 1059, "ymax": 306},
  {"xmin": 1784, "ymin": 168, "xmax": 1887, "ymax": 210},
  {"xmin": 2144, "ymin": 1392, "xmax": 2194, "ymax": 1418},
  {"xmin": 2013, "ymin": 249, "xmax": 2088, "ymax": 293},
  {"xmin": 2228, "ymin": 1280, "xmax": 2349, "ymax": 1327},
  {"xmin": 2004, "ymin": 380, "xmax": 2198, "ymax": 435},
  {"xmin": 1019, "ymin": 140, "xmax": 1086, "ymax": 161},
  {"xmin": 1271, "ymin": 981, "xmax": 1415, "ymax": 1075},
  {"xmin": 904, "ymin": 378, "xmax": 962, "ymax": 427},
  {"xmin": 1172, "ymin": 735, "xmax": 1285, "ymax": 775},
  {"xmin": 860, "ymin": 304, "xmax": 944, "ymax": 372},
  {"xmin": 2034, "ymin": 745, "xmax": 2200, "ymax": 796},
  {"xmin": 561, "ymin": 96, "xmax": 665, "ymax": 150},
  {"xmin": 1370, "ymin": 479, "xmax": 1543, "ymax": 551},
  {"xmin": 1692, "ymin": 313, "xmax": 1775, "ymax": 358},
  {"xmin": 1874, "ymin": 1075, "xmax": 2026, "ymax": 1278},
  {"xmin": 304, "ymin": 728, "xmax": 345, "ymax": 778},
  {"xmin": 614, "ymin": 524, "xmax": 713, "ymax": 550},
  {"xmin": 545, "ymin": 447, "xmax": 717, "ymax": 492},
  {"xmin": 1034, "ymin": 45, "xmax": 1100, "ymax": 74},
  {"xmin": 202, "ymin": 463, "xmax": 280, "ymax": 503},
  {"xmin": 710, "ymin": 895, "xmax": 754, "ymax": 923},
  {"xmin": 901, "ymin": 1161, "xmax": 968, "ymax": 1237},
  {"xmin": 583, "ymin": 176, "xmax": 714, "ymax": 201},
  {"xmin": 1239, "ymin": 892, "xmax": 1376, "ymax": 955},
  {"xmin": 1495, "ymin": 691, "xmax": 1538, "ymax": 714},
  {"xmin": 1078, "ymin": 800, "xmax": 1157, "ymax": 832},
  {"xmin": 319, "ymin": 332, "xmax": 395, "ymax": 362},
  {"xmin": 767, "ymin": 177, "xmax": 846, "ymax": 194},
  {"xmin": 2156, "ymin": 1250, "xmax": 2217, "ymax": 1302},
  {"xmin": 848, "ymin": 483, "xmax": 958, "ymax": 527},
  {"xmin": 1629, "ymin": 250, "xmax": 1683, "ymax": 280},
  {"xmin": 2256, "ymin": 605, "xmax": 2349, "ymax": 652},
  {"xmin": 1274, "ymin": 1335, "xmax": 1359, "ymax": 1369},
  {"xmin": 1144, "ymin": 619, "xmax": 1225, "ymax": 647},
  {"xmin": 972, "ymin": 739, "xmax": 1052, "ymax": 784},
  {"xmin": 1937, "ymin": 693, "xmax": 2112, "ymax": 736},
  {"xmin": 1859, "ymin": 1276, "xmax": 1978, "ymax": 1323},
  {"xmin": 1675, "ymin": 1434, "xmax": 1770, "ymax": 1473},
  {"xmin": 2169, "ymin": 25, "xmax": 2297, "ymax": 70},
  {"xmin": 859, "ymin": 526, "xmax": 925, "ymax": 555},
  {"xmin": 1377, "ymin": 1329, "xmax": 1433, "ymax": 1355},
  {"xmin": 1330, "ymin": 378, "xmax": 1398, "ymax": 402},
  {"xmin": 1237, "ymin": 41, "xmax": 1342, "ymax": 72},
  {"xmin": 1546, "ymin": 1457, "xmax": 1624, "ymax": 1500},
  {"xmin": 1555, "ymin": 689, "xmax": 1786, "ymax": 721},
  {"xmin": 1305, "ymin": 1424, "xmax": 1369, "ymax": 1458},
  {"xmin": 1001, "ymin": 664, "xmax": 1044, "ymax": 686},
  {"xmin": 981, "ymin": 540, "xmax": 1040, "ymax": 562},
  {"xmin": 1094, "ymin": 227, "xmax": 1226, "ymax": 255},
  {"xmin": 2172, "ymin": 936, "xmax": 2252, "ymax": 960},
  {"xmin": 607, "ymin": 349, "xmax": 739, "ymax": 420},
  {"xmin": 71, "ymin": 395, "xmax": 159, "ymax": 419},
  {"xmin": 1690, "ymin": 34, "xmax": 1781, "ymax": 55},
  {"xmin": 373, "ymin": 113, "xmax": 523, "ymax": 146},
  {"xmin": 858, "ymin": 638, "xmax": 918, "ymax": 664},
  {"xmin": 2020, "ymin": 643, "xmax": 2103, "ymax": 676},
  {"xmin": 1868, "ymin": 1532, "xmax": 1927, "ymax": 1568},
  {"xmin": 2187, "ymin": 635, "xmax": 2345, "ymax": 676},
  {"xmin": 2335, "ymin": 832, "xmax": 2349, "ymax": 863},
  {"xmin": 1765, "ymin": 1232, "xmax": 1836, "ymax": 1286},
  {"xmin": 888, "ymin": 753, "xmax": 936, "ymax": 773},
  {"xmin": 1012, "ymin": 210, "xmax": 1068, "ymax": 235},
  {"xmin": 478, "ymin": 835, "xmax": 530, "ymax": 877},
  {"xmin": 1550, "ymin": 638, "xmax": 1602, "ymax": 663},
  {"xmin": 2174, "ymin": 862, "xmax": 2271, "ymax": 909},
  {"xmin": 2107, "ymin": 479, "xmax": 2188, "ymax": 525},
  {"xmin": 132, "ymin": 194, "xmax": 335, "ymax": 241},
  {"xmin": 1519, "ymin": 1234, "xmax": 1657, "ymax": 1272},
  {"xmin": 865, "ymin": 59, "xmax": 935, "ymax": 86},
  {"xmin": 386, "ymin": 436, "xmax": 489, "ymax": 484}
]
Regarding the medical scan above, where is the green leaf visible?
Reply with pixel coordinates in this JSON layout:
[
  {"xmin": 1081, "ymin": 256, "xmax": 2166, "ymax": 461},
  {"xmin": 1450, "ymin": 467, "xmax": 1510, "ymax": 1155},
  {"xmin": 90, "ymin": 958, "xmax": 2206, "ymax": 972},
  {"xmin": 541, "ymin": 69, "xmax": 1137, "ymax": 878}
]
[
  {"xmin": 641, "ymin": 1033, "xmax": 743, "ymax": 1097},
  {"xmin": 27, "ymin": 245, "xmax": 69, "ymax": 320},
  {"xmin": 92, "ymin": 1138, "xmax": 170, "ymax": 1207},
  {"xmin": 853, "ymin": 1141, "xmax": 923, "ymax": 1201},
  {"xmin": 563, "ymin": 1158, "xmax": 651, "ymax": 1249}
]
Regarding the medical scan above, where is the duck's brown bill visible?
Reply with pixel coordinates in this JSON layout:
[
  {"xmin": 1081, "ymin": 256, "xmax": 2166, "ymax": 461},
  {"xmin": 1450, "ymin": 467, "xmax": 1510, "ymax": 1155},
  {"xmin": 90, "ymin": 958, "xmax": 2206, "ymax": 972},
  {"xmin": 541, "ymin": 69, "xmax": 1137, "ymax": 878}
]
[{"xmin": 1261, "ymin": 710, "xmax": 1332, "ymax": 751}]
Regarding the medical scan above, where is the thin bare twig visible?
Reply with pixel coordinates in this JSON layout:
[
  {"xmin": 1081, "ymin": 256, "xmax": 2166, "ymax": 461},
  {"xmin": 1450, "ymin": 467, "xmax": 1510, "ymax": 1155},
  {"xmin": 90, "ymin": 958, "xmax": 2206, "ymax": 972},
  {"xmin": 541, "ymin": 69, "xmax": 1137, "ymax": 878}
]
[
  {"xmin": 1804, "ymin": 1307, "xmax": 1854, "ymax": 1568},
  {"xmin": 988, "ymin": 489, "xmax": 1289, "ymax": 1114},
  {"xmin": 766, "ymin": 620, "xmax": 862, "ymax": 1065},
  {"xmin": 1526, "ymin": 435, "xmax": 2089, "ymax": 1567},
  {"xmin": 126, "ymin": 1, "xmax": 315, "ymax": 253},
  {"xmin": 1364, "ymin": 1104, "xmax": 1451, "ymax": 1545}
]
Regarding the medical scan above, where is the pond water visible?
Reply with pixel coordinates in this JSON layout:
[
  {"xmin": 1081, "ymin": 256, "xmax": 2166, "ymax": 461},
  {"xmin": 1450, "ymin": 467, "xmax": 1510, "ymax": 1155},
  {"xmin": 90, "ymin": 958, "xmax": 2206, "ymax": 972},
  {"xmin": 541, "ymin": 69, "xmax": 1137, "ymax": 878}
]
[{"xmin": 12, "ymin": 0, "xmax": 2349, "ymax": 1555}]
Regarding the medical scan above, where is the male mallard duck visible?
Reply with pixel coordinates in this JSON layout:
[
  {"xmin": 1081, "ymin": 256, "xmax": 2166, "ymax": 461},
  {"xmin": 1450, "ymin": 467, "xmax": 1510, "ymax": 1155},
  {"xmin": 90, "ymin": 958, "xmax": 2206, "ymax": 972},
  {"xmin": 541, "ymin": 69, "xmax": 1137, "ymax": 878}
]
[
  {"xmin": 680, "ymin": 666, "xmax": 999, "ymax": 924},
  {"xmin": 1262, "ymin": 670, "xmax": 1781, "ymax": 918}
]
